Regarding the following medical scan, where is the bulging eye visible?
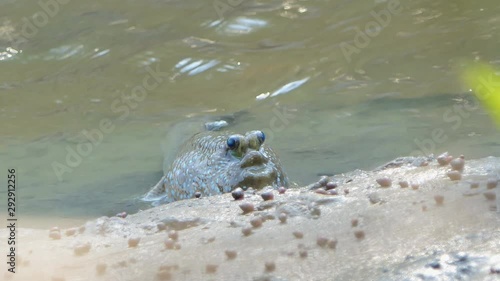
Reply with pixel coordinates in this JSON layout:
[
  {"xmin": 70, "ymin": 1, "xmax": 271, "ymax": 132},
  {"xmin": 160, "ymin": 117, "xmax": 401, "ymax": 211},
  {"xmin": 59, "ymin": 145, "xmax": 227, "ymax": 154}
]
[
  {"xmin": 227, "ymin": 136, "xmax": 240, "ymax": 150},
  {"xmin": 257, "ymin": 131, "xmax": 265, "ymax": 144}
]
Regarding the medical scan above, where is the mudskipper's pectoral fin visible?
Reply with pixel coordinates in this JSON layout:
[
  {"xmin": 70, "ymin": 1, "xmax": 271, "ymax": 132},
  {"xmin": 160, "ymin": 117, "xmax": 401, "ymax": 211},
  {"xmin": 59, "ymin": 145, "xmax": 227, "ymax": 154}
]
[{"xmin": 142, "ymin": 176, "xmax": 167, "ymax": 202}]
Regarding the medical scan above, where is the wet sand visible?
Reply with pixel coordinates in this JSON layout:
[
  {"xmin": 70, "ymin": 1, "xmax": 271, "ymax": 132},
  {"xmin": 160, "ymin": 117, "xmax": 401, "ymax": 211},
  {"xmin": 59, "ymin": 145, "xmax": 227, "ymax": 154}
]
[{"xmin": 1, "ymin": 156, "xmax": 499, "ymax": 281}]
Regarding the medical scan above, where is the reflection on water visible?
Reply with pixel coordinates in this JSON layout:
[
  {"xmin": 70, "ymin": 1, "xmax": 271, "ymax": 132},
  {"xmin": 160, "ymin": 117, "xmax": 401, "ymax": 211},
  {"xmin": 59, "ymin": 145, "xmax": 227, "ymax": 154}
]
[
  {"xmin": 215, "ymin": 17, "xmax": 268, "ymax": 34},
  {"xmin": 0, "ymin": 0, "xmax": 499, "ymax": 225}
]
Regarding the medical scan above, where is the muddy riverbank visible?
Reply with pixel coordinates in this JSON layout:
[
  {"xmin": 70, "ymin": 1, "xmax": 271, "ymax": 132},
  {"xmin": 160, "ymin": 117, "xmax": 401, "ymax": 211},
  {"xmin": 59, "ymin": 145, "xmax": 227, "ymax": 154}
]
[{"xmin": 1, "ymin": 156, "xmax": 499, "ymax": 281}]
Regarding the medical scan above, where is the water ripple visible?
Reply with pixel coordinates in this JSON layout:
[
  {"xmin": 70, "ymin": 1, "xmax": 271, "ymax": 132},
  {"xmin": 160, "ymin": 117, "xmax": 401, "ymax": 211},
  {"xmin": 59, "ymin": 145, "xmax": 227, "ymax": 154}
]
[
  {"xmin": 45, "ymin": 44, "xmax": 85, "ymax": 60},
  {"xmin": 211, "ymin": 17, "xmax": 268, "ymax": 35},
  {"xmin": 90, "ymin": 48, "xmax": 110, "ymax": 59},
  {"xmin": 172, "ymin": 58, "xmax": 223, "ymax": 77},
  {"xmin": 256, "ymin": 77, "xmax": 310, "ymax": 100},
  {"xmin": 179, "ymin": 59, "xmax": 204, "ymax": 73},
  {"xmin": 0, "ymin": 47, "xmax": 19, "ymax": 61}
]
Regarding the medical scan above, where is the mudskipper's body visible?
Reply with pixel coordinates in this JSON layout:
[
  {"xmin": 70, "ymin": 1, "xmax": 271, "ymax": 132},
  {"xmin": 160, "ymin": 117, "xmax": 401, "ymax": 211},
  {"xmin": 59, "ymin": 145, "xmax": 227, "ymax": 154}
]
[{"xmin": 144, "ymin": 130, "xmax": 288, "ymax": 204}]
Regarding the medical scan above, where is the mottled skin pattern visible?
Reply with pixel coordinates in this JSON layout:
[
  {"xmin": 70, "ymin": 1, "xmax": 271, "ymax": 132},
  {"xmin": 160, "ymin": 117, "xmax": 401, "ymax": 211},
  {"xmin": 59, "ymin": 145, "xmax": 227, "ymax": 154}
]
[{"xmin": 144, "ymin": 130, "xmax": 288, "ymax": 204}]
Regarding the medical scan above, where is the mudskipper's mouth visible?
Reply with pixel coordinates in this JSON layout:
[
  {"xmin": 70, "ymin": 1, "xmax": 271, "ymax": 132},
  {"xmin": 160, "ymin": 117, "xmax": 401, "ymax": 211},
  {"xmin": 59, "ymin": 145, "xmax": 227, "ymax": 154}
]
[
  {"xmin": 238, "ymin": 150, "xmax": 278, "ymax": 188},
  {"xmin": 240, "ymin": 150, "xmax": 268, "ymax": 168}
]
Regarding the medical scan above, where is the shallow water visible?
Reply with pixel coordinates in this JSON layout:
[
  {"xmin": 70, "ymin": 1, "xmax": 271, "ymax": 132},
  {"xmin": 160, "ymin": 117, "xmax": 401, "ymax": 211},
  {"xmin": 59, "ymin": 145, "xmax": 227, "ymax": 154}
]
[{"xmin": 1, "ymin": 0, "xmax": 499, "ymax": 225}]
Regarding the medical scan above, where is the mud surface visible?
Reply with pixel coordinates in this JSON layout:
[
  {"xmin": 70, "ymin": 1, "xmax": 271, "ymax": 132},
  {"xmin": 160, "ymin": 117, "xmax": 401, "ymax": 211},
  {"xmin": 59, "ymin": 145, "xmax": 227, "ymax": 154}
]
[{"xmin": 2, "ymin": 156, "xmax": 499, "ymax": 281}]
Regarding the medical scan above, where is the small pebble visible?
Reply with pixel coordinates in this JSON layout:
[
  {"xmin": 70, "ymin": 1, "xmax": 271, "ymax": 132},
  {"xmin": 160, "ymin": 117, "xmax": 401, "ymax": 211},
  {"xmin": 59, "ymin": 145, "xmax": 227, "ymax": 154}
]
[
  {"xmin": 447, "ymin": 171, "xmax": 462, "ymax": 181},
  {"xmin": 50, "ymin": 227, "xmax": 60, "ymax": 232},
  {"xmin": 116, "ymin": 212, "xmax": 127, "ymax": 218},
  {"xmin": 328, "ymin": 239, "xmax": 338, "ymax": 249},
  {"xmin": 344, "ymin": 189, "xmax": 350, "ymax": 195},
  {"xmin": 354, "ymin": 230, "xmax": 365, "ymax": 240},
  {"xmin": 164, "ymin": 238, "xmax": 175, "ymax": 249},
  {"xmin": 128, "ymin": 237, "xmax": 140, "ymax": 247},
  {"xmin": 351, "ymin": 218, "xmax": 359, "ymax": 227},
  {"xmin": 450, "ymin": 157, "xmax": 465, "ymax": 171},
  {"xmin": 399, "ymin": 181, "xmax": 409, "ymax": 188},
  {"xmin": 318, "ymin": 176, "xmax": 329, "ymax": 186},
  {"xmin": 434, "ymin": 195, "xmax": 444, "ymax": 206},
  {"xmin": 232, "ymin": 188, "xmax": 245, "ymax": 200},
  {"xmin": 456, "ymin": 252, "xmax": 468, "ymax": 262},
  {"xmin": 292, "ymin": 231, "xmax": 304, "ymax": 239},
  {"xmin": 411, "ymin": 183, "xmax": 420, "ymax": 190},
  {"xmin": 328, "ymin": 189, "xmax": 339, "ymax": 195},
  {"xmin": 264, "ymin": 261, "xmax": 276, "ymax": 272},
  {"xmin": 470, "ymin": 182, "xmax": 479, "ymax": 189},
  {"xmin": 315, "ymin": 188, "xmax": 328, "ymax": 195},
  {"xmin": 484, "ymin": 192, "xmax": 496, "ymax": 201},
  {"xmin": 225, "ymin": 250, "xmax": 237, "ymax": 260},
  {"xmin": 428, "ymin": 260, "xmax": 441, "ymax": 269},
  {"xmin": 261, "ymin": 191, "xmax": 274, "ymax": 201},
  {"xmin": 194, "ymin": 192, "xmax": 202, "ymax": 198},
  {"xmin": 206, "ymin": 264, "xmax": 218, "ymax": 274},
  {"xmin": 74, "ymin": 242, "xmax": 91, "ymax": 256},
  {"xmin": 250, "ymin": 217, "xmax": 263, "ymax": 228},
  {"xmin": 65, "ymin": 228, "xmax": 76, "ymax": 236},
  {"xmin": 239, "ymin": 202, "xmax": 255, "ymax": 214},
  {"xmin": 486, "ymin": 178, "xmax": 498, "ymax": 189},
  {"xmin": 96, "ymin": 263, "xmax": 107, "ymax": 275},
  {"xmin": 422, "ymin": 205, "xmax": 428, "ymax": 212},
  {"xmin": 376, "ymin": 177, "xmax": 392, "ymax": 187},
  {"xmin": 49, "ymin": 231, "xmax": 61, "ymax": 240},
  {"xmin": 156, "ymin": 270, "xmax": 172, "ymax": 280},
  {"xmin": 299, "ymin": 249, "xmax": 308, "ymax": 258},
  {"xmin": 168, "ymin": 230, "xmax": 178, "ymax": 241},
  {"xmin": 491, "ymin": 265, "xmax": 500, "ymax": 274},
  {"xmin": 174, "ymin": 243, "xmax": 181, "ymax": 250},
  {"xmin": 242, "ymin": 226, "xmax": 253, "ymax": 236},
  {"xmin": 437, "ymin": 152, "xmax": 452, "ymax": 166},
  {"xmin": 325, "ymin": 181, "xmax": 338, "ymax": 190},
  {"xmin": 316, "ymin": 236, "xmax": 328, "ymax": 248},
  {"xmin": 157, "ymin": 222, "xmax": 166, "ymax": 231},
  {"xmin": 278, "ymin": 186, "xmax": 287, "ymax": 194},
  {"xmin": 278, "ymin": 213, "xmax": 287, "ymax": 224}
]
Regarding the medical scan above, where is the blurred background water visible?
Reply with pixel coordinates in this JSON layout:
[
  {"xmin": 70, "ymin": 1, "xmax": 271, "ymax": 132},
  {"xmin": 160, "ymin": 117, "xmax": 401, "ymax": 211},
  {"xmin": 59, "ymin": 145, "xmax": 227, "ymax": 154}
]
[{"xmin": 0, "ymin": 0, "xmax": 499, "ymax": 226}]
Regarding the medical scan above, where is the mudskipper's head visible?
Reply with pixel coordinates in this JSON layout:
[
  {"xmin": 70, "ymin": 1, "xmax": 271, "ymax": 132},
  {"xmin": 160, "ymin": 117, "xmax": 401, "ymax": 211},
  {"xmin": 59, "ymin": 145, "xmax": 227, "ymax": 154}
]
[{"xmin": 222, "ymin": 130, "xmax": 288, "ymax": 191}]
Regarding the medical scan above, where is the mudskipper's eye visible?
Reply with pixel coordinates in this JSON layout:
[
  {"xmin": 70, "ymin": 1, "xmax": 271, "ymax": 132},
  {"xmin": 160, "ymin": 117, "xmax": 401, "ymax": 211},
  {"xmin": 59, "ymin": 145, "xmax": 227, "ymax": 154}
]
[
  {"xmin": 256, "ymin": 131, "xmax": 265, "ymax": 144},
  {"xmin": 227, "ymin": 136, "xmax": 240, "ymax": 150}
]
